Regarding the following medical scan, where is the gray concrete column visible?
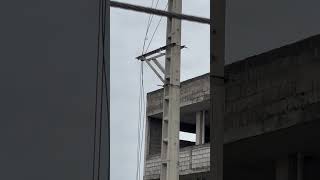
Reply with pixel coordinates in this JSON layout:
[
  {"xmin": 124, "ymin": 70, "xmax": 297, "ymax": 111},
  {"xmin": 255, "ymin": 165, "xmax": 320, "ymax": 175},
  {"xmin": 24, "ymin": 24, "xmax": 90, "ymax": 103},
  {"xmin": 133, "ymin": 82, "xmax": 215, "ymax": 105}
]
[
  {"xmin": 210, "ymin": 0, "xmax": 226, "ymax": 179},
  {"xmin": 276, "ymin": 158, "xmax": 290, "ymax": 180},
  {"xmin": 196, "ymin": 111, "xmax": 205, "ymax": 145},
  {"xmin": 276, "ymin": 154, "xmax": 304, "ymax": 180},
  {"xmin": 297, "ymin": 153, "xmax": 304, "ymax": 180}
]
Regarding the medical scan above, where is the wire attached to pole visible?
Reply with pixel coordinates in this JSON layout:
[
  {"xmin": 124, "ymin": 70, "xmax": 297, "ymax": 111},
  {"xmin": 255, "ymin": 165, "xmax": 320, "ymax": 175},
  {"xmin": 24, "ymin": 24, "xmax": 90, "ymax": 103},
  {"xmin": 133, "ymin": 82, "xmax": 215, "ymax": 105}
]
[{"xmin": 93, "ymin": 0, "xmax": 108, "ymax": 180}]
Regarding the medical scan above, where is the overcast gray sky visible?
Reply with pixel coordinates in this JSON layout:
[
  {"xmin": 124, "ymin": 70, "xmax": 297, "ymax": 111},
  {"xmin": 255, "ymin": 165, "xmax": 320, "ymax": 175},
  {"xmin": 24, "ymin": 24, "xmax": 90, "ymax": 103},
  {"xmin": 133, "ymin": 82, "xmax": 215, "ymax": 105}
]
[{"xmin": 110, "ymin": 0, "xmax": 320, "ymax": 179}]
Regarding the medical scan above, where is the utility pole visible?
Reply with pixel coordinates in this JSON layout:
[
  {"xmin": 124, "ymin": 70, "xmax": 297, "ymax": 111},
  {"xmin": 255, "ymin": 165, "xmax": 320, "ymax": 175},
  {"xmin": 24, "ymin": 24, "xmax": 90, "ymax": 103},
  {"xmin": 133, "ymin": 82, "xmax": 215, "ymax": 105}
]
[
  {"xmin": 133, "ymin": 1, "xmax": 209, "ymax": 180},
  {"xmin": 210, "ymin": 0, "xmax": 226, "ymax": 180},
  {"xmin": 160, "ymin": 0, "xmax": 182, "ymax": 180}
]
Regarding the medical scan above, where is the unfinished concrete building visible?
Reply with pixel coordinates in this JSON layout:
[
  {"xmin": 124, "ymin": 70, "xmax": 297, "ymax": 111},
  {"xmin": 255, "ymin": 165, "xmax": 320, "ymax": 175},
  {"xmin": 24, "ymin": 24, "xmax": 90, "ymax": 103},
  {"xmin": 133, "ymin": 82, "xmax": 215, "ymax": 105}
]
[{"xmin": 143, "ymin": 35, "xmax": 320, "ymax": 180}]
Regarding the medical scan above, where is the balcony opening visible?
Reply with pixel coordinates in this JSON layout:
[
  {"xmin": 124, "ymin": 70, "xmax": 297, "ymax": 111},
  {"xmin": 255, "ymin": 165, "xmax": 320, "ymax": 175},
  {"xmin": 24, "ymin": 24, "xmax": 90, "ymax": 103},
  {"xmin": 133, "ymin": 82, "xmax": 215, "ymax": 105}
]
[
  {"xmin": 180, "ymin": 131, "xmax": 196, "ymax": 142},
  {"xmin": 179, "ymin": 131, "xmax": 196, "ymax": 148}
]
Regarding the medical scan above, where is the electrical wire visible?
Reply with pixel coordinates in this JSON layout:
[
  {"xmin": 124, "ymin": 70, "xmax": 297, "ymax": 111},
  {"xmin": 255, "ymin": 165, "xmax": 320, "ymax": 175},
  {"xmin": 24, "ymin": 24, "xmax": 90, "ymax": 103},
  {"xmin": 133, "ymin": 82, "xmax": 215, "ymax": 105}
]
[
  {"xmin": 140, "ymin": 63, "xmax": 147, "ymax": 180},
  {"xmin": 98, "ymin": 0, "xmax": 109, "ymax": 179},
  {"xmin": 93, "ymin": 0, "xmax": 103, "ymax": 179},
  {"xmin": 93, "ymin": 0, "xmax": 108, "ymax": 180},
  {"xmin": 145, "ymin": 3, "xmax": 168, "ymax": 53},
  {"xmin": 135, "ymin": 62, "xmax": 143, "ymax": 180},
  {"xmin": 141, "ymin": 0, "xmax": 161, "ymax": 54},
  {"xmin": 135, "ymin": 62, "xmax": 146, "ymax": 180},
  {"xmin": 141, "ymin": 0, "xmax": 155, "ymax": 55},
  {"xmin": 136, "ymin": 1, "xmax": 162, "ymax": 180},
  {"xmin": 110, "ymin": 1, "xmax": 211, "ymax": 25}
]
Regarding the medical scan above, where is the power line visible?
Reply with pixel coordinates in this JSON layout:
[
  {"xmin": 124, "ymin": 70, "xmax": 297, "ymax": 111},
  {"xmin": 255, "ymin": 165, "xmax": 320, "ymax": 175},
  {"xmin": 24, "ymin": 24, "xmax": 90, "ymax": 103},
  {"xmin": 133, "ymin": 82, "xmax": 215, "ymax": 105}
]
[
  {"xmin": 110, "ymin": 1, "xmax": 211, "ymax": 25},
  {"xmin": 137, "ymin": 1, "xmax": 162, "ymax": 179},
  {"xmin": 145, "ymin": 3, "xmax": 168, "ymax": 53},
  {"xmin": 98, "ymin": 1, "xmax": 109, "ymax": 178},
  {"xmin": 136, "ymin": 62, "xmax": 146, "ymax": 180},
  {"xmin": 137, "ymin": 0, "xmax": 155, "ymax": 176},
  {"xmin": 143, "ymin": 0, "xmax": 161, "ymax": 54},
  {"xmin": 93, "ymin": 0, "xmax": 108, "ymax": 180},
  {"xmin": 93, "ymin": 0, "xmax": 103, "ymax": 179},
  {"xmin": 136, "ymin": 62, "xmax": 143, "ymax": 180},
  {"xmin": 141, "ymin": 64, "xmax": 146, "ymax": 180},
  {"xmin": 141, "ymin": 0, "xmax": 156, "ymax": 54}
]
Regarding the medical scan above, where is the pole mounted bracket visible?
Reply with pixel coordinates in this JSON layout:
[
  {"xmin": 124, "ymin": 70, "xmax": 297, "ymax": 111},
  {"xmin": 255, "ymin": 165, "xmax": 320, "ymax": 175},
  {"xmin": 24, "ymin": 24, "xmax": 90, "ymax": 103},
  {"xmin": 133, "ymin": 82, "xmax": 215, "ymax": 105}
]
[
  {"xmin": 136, "ymin": 44, "xmax": 186, "ymax": 84},
  {"xmin": 136, "ymin": 43, "xmax": 186, "ymax": 61},
  {"xmin": 164, "ymin": 83, "xmax": 180, "ymax": 88}
]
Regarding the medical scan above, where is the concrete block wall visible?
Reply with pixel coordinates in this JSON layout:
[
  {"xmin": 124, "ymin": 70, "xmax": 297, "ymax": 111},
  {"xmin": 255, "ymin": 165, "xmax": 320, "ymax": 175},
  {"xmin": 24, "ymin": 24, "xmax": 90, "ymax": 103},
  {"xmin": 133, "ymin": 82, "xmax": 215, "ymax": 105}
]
[
  {"xmin": 146, "ymin": 74, "xmax": 210, "ymax": 116},
  {"xmin": 144, "ymin": 35, "xmax": 320, "ymax": 179},
  {"xmin": 179, "ymin": 150, "xmax": 191, "ymax": 172},
  {"xmin": 224, "ymin": 34, "xmax": 320, "ymax": 143},
  {"xmin": 191, "ymin": 146, "xmax": 210, "ymax": 170},
  {"xmin": 146, "ymin": 34, "xmax": 320, "ymax": 144},
  {"xmin": 144, "ymin": 144, "xmax": 210, "ymax": 179},
  {"xmin": 144, "ymin": 155, "xmax": 161, "ymax": 179}
]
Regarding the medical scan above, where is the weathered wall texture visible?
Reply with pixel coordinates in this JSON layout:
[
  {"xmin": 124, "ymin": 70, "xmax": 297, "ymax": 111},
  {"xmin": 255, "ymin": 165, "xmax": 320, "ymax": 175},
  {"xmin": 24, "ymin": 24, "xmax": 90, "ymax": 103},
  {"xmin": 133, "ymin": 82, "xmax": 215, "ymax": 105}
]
[
  {"xmin": 149, "ymin": 118, "xmax": 162, "ymax": 155},
  {"xmin": 0, "ymin": 1, "xmax": 109, "ymax": 179},
  {"xmin": 147, "ymin": 74, "xmax": 210, "ymax": 116},
  {"xmin": 224, "ymin": 34, "xmax": 320, "ymax": 142},
  {"xmin": 145, "ymin": 144, "xmax": 210, "ymax": 180},
  {"xmin": 146, "ymin": 34, "xmax": 320, "ymax": 144}
]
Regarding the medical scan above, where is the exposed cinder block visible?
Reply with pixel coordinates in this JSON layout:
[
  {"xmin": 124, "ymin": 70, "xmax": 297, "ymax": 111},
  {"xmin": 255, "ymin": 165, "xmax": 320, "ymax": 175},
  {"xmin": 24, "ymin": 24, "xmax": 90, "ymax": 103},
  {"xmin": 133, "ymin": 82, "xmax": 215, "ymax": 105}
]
[
  {"xmin": 226, "ymin": 84, "xmax": 241, "ymax": 101},
  {"xmin": 241, "ymin": 80, "xmax": 258, "ymax": 97},
  {"xmin": 232, "ymin": 98, "xmax": 249, "ymax": 113},
  {"xmin": 296, "ymin": 78, "xmax": 313, "ymax": 94},
  {"xmin": 262, "ymin": 87, "xmax": 279, "ymax": 104},
  {"xmin": 145, "ymin": 35, "xmax": 320, "ymax": 180},
  {"xmin": 267, "ymin": 99, "xmax": 288, "ymax": 116},
  {"xmin": 277, "ymin": 80, "xmax": 296, "ymax": 99},
  {"xmin": 257, "ymin": 78, "xmax": 272, "ymax": 92},
  {"xmin": 246, "ymin": 93, "xmax": 263, "ymax": 109}
]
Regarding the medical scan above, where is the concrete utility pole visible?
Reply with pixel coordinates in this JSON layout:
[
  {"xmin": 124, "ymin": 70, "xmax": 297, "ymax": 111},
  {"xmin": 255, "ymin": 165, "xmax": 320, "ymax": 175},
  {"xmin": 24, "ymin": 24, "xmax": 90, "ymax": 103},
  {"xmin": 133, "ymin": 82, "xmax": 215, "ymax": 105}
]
[
  {"xmin": 210, "ymin": 0, "xmax": 226, "ymax": 180},
  {"xmin": 160, "ymin": 0, "xmax": 182, "ymax": 180}
]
